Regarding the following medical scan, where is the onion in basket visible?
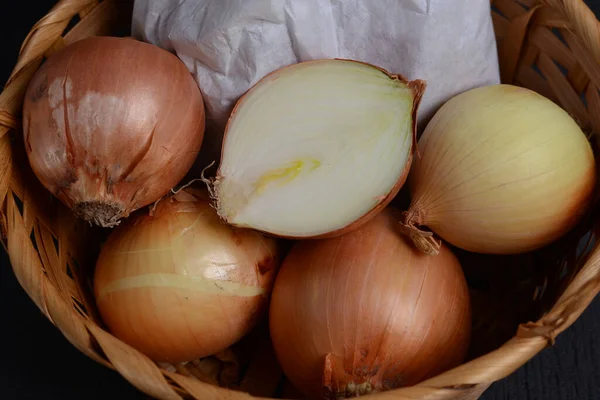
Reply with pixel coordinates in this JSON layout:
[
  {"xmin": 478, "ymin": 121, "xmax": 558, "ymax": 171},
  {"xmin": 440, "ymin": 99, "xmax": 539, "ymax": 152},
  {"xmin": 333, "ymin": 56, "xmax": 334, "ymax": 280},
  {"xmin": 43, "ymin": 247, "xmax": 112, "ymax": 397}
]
[
  {"xmin": 93, "ymin": 189, "xmax": 281, "ymax": 364},
  {"xmin": 208, "ymin": 59, "xmax": 426, "ymax": 239},
  {"xmin": 401, "ymin": 84, "xmax": 596, "ymax": 255},
  {"xmin": 23, "ymin": 36, "xmax": 205, "ymax": 227},
  {"xmin": 269, "ymin": 207, "xmax": 471, "ymax": 399}
]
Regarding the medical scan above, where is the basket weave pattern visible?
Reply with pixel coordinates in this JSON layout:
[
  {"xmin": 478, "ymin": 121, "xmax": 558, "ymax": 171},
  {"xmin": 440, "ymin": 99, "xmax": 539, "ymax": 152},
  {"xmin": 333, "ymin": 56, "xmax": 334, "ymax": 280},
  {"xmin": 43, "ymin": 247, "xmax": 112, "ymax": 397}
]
[{"xmin": 1, "ymin": 0, "xmax": 600, "ymax": 399}]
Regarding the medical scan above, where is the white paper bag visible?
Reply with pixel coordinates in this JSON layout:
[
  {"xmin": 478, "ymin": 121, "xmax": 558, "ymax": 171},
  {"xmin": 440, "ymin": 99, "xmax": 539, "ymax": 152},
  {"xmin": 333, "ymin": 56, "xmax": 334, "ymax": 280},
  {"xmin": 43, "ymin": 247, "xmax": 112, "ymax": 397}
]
[{"xmin": 132, "ymin": 0, "xmax": 500, "ymax": 166}]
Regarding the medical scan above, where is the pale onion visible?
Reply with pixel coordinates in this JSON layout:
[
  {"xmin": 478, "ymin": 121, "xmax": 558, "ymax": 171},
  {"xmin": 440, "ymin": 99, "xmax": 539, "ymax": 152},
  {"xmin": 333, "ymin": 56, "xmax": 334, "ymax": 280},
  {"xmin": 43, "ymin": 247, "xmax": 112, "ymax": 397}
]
[
  {"xmin": 269, "ymin": 208, "xmax": 471, "ymax": 399},
  {"xmin": 209, "ymin": 59, "xmax": 426, "ymax": 239},
  {"xmin": 402, "ymin": 84, "xmax": 596, "ymax": 255},
  {"xmin": 93, "ymin": 189, "xmax": 281, "ymax": 363},
  {"xmin": 23, "ymin": 36, "xmax": 206, "ymax": 227}
]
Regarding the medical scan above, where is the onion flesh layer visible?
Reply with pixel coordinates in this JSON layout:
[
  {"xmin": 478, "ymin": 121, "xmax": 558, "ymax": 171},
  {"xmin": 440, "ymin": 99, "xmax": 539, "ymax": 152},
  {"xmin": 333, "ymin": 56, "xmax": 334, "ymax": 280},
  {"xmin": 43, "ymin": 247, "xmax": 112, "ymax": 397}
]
[{"xmin": 214, "ymin": 59, "xmax": 425, "ymax": 238}]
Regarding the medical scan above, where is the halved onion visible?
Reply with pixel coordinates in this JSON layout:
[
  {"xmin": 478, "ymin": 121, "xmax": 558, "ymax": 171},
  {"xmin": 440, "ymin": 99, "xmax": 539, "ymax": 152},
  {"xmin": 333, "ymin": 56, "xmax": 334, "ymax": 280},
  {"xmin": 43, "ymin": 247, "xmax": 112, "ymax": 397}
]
[{"xmin": 210, "ymin": 59, "xmax": 426, "ymax": 238}]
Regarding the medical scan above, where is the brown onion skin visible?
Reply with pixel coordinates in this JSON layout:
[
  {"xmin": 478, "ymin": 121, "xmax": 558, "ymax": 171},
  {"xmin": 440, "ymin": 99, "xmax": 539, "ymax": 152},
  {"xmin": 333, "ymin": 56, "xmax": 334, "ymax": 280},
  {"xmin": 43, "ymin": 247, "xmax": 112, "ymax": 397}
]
[
  {"xmin": 269, "ymin": 208, "xmax": 471, "ymax": 399},
  {"xmin": 215, "ymin": 59, "xmax": 426, "ymax": 240},
  {"xmin": 94, "ymin": 189, "xmax": 281, "ymax": 363},
  {"xmin": 23, "ymin": 36, "xmax": 206, "ymax": 227}
]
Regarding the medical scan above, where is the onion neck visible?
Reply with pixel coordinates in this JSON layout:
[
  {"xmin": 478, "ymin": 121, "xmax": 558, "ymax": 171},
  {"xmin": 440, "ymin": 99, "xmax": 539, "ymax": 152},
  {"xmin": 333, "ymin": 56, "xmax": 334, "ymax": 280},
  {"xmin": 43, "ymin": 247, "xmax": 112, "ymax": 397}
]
[{"xmin": 400, "ymin": 207, "xmax": 441, "ymax": 256}]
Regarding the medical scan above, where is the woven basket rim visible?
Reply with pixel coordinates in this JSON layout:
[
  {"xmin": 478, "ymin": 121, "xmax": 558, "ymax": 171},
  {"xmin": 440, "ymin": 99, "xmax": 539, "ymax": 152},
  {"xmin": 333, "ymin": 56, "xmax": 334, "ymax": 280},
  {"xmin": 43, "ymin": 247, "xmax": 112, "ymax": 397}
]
[{"xmin": 1, "ymin": 0, "xmax": 600, "ymax": 399}]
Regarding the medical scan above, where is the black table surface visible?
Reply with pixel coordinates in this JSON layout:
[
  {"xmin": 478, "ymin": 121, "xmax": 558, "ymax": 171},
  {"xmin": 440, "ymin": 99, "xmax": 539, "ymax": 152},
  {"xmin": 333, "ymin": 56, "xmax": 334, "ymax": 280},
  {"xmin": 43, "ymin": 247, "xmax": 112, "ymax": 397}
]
[{"xmin": 2, "ymin": 1, "xmax": 600, "ymax": 399}]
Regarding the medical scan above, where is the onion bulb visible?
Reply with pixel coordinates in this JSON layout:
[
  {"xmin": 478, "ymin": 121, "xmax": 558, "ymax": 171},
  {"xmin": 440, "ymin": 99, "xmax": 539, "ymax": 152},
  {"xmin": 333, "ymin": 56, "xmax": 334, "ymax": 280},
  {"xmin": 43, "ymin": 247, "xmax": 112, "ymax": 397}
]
[
  {"xmin": 210, "ymin": 59, "xmax": 425, "ymax": 239},
  {"xmin": 269, "ymin": 208, "xmax": 471, "ymax": 399},
  {"xmin": 23, "ymin": 36, "xmax": 206, "ymax": 227},
  {"xmin": 94, "ymin": 189, "xmax": 280, "ymax": 363},
  {"xmin": 402, "ymin": 84, "xmax": 596, "ymax": 255}
]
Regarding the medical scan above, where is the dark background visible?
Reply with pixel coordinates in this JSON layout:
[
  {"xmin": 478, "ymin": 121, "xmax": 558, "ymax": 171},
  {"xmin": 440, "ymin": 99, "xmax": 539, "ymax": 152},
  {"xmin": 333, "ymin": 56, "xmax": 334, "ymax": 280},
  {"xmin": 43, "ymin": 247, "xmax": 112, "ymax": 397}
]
[{"xmin": 2, "ymin": 1, "xmax": 600, "ymax": 399}]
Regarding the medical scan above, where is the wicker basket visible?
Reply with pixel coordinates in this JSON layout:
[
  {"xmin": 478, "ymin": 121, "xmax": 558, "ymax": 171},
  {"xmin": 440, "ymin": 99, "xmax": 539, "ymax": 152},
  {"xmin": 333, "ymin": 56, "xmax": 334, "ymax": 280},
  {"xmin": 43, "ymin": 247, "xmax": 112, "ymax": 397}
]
[{"xmin": 1, "ymin": 0, "xmax": 600, "ymax": 399}]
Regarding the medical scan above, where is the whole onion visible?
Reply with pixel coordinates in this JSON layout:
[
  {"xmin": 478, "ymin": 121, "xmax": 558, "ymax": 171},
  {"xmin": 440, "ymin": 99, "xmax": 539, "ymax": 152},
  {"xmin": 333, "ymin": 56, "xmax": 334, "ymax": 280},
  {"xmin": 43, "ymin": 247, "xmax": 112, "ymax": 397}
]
[
  {"xmin": 94, "ymin": 189, "xmax": 281, "ymax": 363},
  {"xmin": 23, "ymin": 36, "xmax": 206, "ymax": 227},
  {"xmin": 269, "ymin": 208, "xmax": 471, "ymax": 399},
  {"xmin": 402, "ymin": 84, "xmax": 596, "ymax": 255}
]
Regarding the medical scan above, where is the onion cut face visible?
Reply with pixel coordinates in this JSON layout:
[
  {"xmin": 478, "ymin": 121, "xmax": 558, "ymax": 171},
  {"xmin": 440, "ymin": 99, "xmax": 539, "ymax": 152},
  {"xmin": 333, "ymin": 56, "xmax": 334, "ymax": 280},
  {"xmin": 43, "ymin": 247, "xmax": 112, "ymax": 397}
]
[
  {"xmin": 94, "ymin": 189, "xmax": 281, "ymax": 364},
  {"xmin": 212, "ymin": 59, "xmax": 425, "ymax": 238},
  {"xmin": 402, "ymin": 84, "xmax": 596, "ymax": 255},
  {"xmin": 269, "ymin": 208, "xmax": 471, "ymax": 400}
]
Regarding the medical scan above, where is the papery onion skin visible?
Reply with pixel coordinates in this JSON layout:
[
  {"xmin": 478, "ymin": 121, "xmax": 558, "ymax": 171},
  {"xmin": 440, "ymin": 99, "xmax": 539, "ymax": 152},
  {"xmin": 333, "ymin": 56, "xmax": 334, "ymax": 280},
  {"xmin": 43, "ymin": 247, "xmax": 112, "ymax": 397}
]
[
  {"xmin": 269, "ymin": 208, "xmax": 471, "ymax": 400},
  {"xmin": 93, "ymin": 189, "xmax": 280, "ymax": 364},
  {"xmin": 404, "ymin": 84, "xmax": 596, "ymax": 255},
  {"xmin": 212, "ymin": 59, "xmax": 426, "ymax": 240},
  {"xmin": 23, "ymin": 36, "xmax": 206, "ymax": 227}
]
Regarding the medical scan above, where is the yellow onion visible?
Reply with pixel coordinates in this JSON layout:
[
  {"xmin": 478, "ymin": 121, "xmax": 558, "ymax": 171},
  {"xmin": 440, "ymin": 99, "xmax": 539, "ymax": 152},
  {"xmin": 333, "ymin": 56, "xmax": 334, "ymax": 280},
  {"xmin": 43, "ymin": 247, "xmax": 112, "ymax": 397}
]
[
  {"xmin": 94, "ymin": 189, "xmax": 281, "ymax": 363},
  {"xmin": 269, "ymin": 208, "xmax": 471, "ymax": 399},
  {"xmin": 402, "ymin": 84, "xmax": 596, "ymax": 255},
  {"xmin": 211, "ymin": 59, "xmax": 425, "ymax": 239},
  {"xmin": 23, "ymin": 36, "xmax": 205, "ymax": 227}
]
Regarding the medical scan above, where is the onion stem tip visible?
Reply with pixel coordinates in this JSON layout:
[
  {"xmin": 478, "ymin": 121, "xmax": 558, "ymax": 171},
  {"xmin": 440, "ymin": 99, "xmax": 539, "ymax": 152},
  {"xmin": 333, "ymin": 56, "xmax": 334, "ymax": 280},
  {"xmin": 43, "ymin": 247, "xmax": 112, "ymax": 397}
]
[{"xmin": 399, "ymin": 215, "xmax": 441, "ymax": 256}]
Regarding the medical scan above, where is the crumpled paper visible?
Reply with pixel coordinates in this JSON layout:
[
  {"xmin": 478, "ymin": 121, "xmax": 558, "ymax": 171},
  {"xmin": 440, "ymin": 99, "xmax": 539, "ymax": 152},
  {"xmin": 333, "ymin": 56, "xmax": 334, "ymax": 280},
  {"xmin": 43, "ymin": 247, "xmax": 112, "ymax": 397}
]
[{"xmin": 132, "ymin": 0, "xmax": 500, "ymax": 166}]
